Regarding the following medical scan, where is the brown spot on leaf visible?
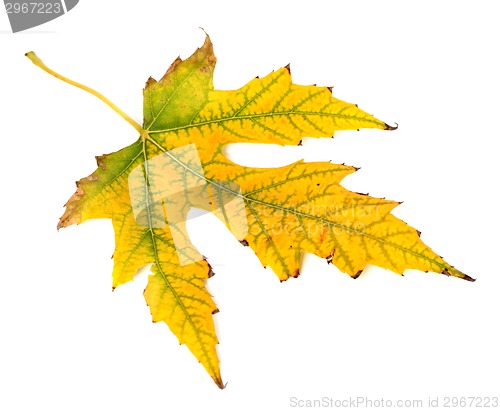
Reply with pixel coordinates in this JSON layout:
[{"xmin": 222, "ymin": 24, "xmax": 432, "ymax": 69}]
[
  {"xmin": 240, "ymin": 239, "xmax": 249, "ymax": 247},
  {"xmin": 96, "ymin": 156, "xmax": 106, "ymax": 170}
]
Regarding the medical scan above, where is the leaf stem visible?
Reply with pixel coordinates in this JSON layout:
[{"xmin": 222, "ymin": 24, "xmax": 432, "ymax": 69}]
[{"xmin": 25, "ymin": 51, "xmax": 144, "ymax": 135}]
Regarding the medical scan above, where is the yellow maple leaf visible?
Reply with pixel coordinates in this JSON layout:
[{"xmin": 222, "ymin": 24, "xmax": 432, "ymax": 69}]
[{"xmin": 26, "ymin": 35, "xmax": 472, "ymax": 389}]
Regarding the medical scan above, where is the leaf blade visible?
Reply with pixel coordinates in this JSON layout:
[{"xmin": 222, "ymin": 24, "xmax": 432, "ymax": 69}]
[{"xmin": 31, "ymin": 34, "xmax": 471, "ymax": 390}]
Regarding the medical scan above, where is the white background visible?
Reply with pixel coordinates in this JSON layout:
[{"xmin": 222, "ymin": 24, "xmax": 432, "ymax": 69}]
[{"xmin": 1, "ymin": 1, "xmax": 499, "ymax": 410}]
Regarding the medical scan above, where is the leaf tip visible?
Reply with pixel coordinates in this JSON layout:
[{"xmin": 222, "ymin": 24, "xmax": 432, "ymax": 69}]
[
  {"xmin": 161, "ymin": 56, "xmax": 182, "ymax": 81},
  {"xmin": 384, "ymin": 122, "xmax": 398, "ymax": 131},
  {"xmin": 326, "ymin": 250, "xmax": 335, "ymax": 264},
  {"xmin": 463, "ymin": 274, "xmax": 476, "ymax": 282},
  {"xmin": 145, "ymin": 76, "xmax": 157, "ymax": 87},
  {"xmin": 284, "ymin": 63, "xmax": 291, "ymax": 74},
  {"xmin": 442, "ymin": 268, "xmax": 475, "ymax": 282},
  {"xmin": 205, "ymin": 259, "xmax": 216, "ymax": 278},
  {"xmin": 215, "ymin": 378, "xmax": 227, "ymax": 390},
  {"xmin": 352, "ymin": 270, "xmax": 363, "ymax": 279},
  {"xmin": 199, "ymin": 26, "xmax": 209, "ymax": 37}
]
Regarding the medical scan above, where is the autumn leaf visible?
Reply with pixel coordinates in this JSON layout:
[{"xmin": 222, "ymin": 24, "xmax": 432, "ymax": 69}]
[{"xmin": 26, "ymin": 35, "xmax": 472, "ymax": 389}]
